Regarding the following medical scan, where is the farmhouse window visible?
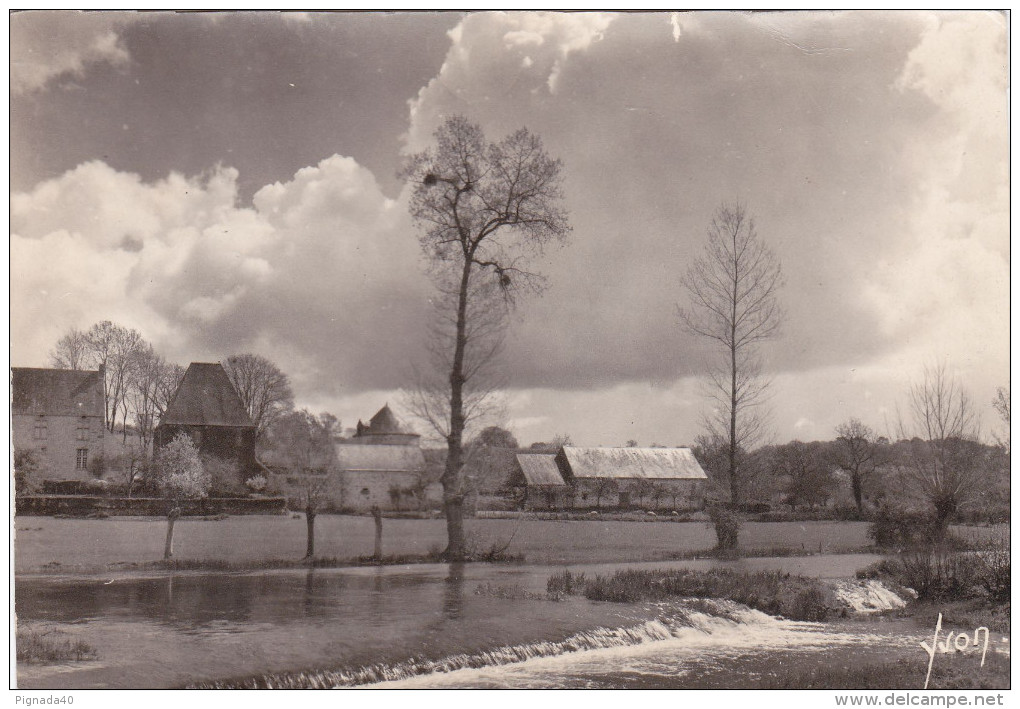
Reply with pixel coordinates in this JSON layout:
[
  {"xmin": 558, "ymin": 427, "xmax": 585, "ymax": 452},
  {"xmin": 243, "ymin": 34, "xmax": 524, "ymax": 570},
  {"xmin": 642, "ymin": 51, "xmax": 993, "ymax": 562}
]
[
  {"xmin": 360, "ymin": 488, "xmax": 370, "ymax": 496},
  {"xmin": 33, "ymin": 419, "xmax": 48, "ymax": 439},
  {"xmin": 76, "ymin": 419, "xmax": 90, "ymax": 440},
  {"xmin": 76, "ymin": 448, "xmax": 88, "ymax": 470}
]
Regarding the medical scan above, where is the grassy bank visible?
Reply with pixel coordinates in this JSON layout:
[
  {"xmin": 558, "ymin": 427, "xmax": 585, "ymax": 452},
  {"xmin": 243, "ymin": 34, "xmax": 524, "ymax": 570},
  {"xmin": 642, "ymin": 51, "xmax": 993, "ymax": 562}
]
[
  {"xmin": 763, "ymin": 654, "xmax": 1010, "ymax": 690},
  {"xmin": 547, "ymin": 568, "xmax": 839, "ymax": 621}
]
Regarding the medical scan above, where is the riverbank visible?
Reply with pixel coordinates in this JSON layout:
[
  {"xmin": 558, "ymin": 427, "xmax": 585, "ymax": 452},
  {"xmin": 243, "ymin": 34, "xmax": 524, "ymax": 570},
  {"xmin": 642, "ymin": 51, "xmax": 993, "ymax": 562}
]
[{"xmin": 15, "ymin": 514, "xmax": 1008, "ymax": 575}]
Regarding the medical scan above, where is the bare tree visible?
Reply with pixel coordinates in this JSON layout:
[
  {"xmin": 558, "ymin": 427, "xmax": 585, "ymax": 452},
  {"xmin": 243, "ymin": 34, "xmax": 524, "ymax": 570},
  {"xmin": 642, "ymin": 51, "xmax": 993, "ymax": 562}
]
[
  {"xmin": 128, "ymin": 345, "xmax": 175, "ymax": 452},
  {"xmin": 222, "ymin": 353, "xmax": 295, "ymax": 438},
  {"xmin": 50, "ymin": 327, "xmax": 89, "ymax": 370},
  {"xmin": 632, "ymin": 478, "xmax": 654, "ymax": 508},
  {"xmin": 72, "ymin": 321, "xmax": 147, "ymax": 435},
  {"xmin": 401, "ymin": 116, "xmax": 570, "ymax": 560},
  {"xmin": 678, "ymin": 204, "xmax": 784, "ymax": 511},
  {"xmin": 833, "ymin": 418, "xmax": 881, "ymax": 514},
  {"xmin": 898, "ymin": 363, "xmax": 984, "ymax": 537},
  {"xmin": 590, "ymin": 477, "xmax": 616, "ymax": 510}
]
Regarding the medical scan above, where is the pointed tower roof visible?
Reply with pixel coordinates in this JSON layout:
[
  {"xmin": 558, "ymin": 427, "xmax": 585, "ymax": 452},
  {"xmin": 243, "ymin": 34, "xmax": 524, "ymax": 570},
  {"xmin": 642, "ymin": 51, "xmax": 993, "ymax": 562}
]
[
  {"xmin": 160, "ymin": 362, "xmax": 254, "ymax": 428},
  {"xmin": 368, "ymin": 404, "xmax": 404, "ymax": 434}
]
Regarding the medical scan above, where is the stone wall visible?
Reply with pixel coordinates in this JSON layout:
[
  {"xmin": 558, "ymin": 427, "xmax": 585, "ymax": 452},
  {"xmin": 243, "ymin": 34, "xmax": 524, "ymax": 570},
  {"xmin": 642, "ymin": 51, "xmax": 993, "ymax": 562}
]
[
  {"xmin": 13, "ymin": 413, "xmax": 105, "ymax": 487},
  {"xmin": 269, "ymin": 470, "xmax": 435, "ymax": 512}
]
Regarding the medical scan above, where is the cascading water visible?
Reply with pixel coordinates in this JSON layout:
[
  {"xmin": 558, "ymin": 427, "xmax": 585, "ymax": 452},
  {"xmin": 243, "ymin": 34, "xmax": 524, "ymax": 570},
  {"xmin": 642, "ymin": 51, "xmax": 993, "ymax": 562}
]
[{"xmin": 190, "ymin": 599, "xmax": 871, "ymax": 689}]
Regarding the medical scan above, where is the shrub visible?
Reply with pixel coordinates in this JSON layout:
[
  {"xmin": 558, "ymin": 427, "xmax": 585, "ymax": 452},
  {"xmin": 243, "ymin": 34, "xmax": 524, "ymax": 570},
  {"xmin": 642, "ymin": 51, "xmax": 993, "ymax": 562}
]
[
  {"xmin": 245, "ymin": 474, "xmax": 268, "ymax": 494},
  {"xmin": 707, "ymin": 503, "xmax": 741, "ymax": 549},
  {"xmin": 14, "ymin": 448, "xmax": 40, "ymax": 496},
  {"xmin": 974, "ymin": 536, "xmax": 1010, "ymax": 603},
  {"xmin": 868, "ymin": 505, "xmax": 934, "ymax": 548},
  {"xmin": 201, "ymin": 455, "xmax": 244, "ymax": 496},
  {"xmin": 897, "ymin": 549, "xmax": 980, "ymax": 601}
]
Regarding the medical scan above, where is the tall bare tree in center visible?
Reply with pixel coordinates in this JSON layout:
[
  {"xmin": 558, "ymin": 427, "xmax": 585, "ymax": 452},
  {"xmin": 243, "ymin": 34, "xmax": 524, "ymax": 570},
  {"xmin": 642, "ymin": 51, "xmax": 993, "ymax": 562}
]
[
  {"xmin": 402, "ymin": 116, "xmax": 570, "ymax": 560},
  {"xmin": 678, "ymin": 204, "xmax": 784, "ymax": 510}
]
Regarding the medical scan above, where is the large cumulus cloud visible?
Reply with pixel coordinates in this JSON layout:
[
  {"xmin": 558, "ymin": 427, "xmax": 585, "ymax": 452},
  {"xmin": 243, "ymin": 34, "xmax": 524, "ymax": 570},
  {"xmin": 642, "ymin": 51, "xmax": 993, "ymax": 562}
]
[
  {"xmin": 10, "ymin": 11, "xmax": 1008, "ymax": 445},
  {"xmin": 11, "ymin": 155, "xmax": 429, "ymax": 400}
]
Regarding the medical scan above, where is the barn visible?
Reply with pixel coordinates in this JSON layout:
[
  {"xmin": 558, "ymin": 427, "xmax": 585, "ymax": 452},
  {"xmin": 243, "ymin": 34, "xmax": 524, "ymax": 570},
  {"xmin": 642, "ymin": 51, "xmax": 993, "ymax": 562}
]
[{"xmin": 557, "ymin": 446, "xmax": 708, "ymax": 511}]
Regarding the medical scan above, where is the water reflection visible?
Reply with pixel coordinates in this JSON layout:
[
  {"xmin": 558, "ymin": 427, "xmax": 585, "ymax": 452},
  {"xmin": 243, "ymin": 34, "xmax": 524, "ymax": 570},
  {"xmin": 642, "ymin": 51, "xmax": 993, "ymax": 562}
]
[
  {"xmin": 442, "ymin": 563, "xmax": 466, "ymax": 619},
  {"xmin": 15, "ymin": 555, "xmax": 895, "ymax": 689}
]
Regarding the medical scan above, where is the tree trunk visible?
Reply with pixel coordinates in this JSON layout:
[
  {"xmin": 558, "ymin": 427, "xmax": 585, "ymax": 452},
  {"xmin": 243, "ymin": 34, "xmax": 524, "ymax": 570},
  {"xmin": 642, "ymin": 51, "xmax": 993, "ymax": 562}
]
[
  {"xmin": 441, "ymin": 259, "xmax": 474, "ymax": 562},
  {"xmin": 372, "ymin": 506, "xmax": 383, "ymax": 560},
  {"xmin": 163, "ymin": 507, "xmax": 180, "ymax": 560},
  {"xmin": 851, "ymin": 474, "xmax": 864, "ymax": 514},
  {"xmin": 304, "ymin": 505, "xmax": 316, "ymax": 559}
]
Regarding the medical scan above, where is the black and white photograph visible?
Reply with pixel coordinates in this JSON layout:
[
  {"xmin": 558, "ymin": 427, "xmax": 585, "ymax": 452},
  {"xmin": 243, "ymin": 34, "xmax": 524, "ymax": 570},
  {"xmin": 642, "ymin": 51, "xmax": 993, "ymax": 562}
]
[{"xmin": 9, "ymin": 10, "xmax": 1011, "ymax": 695}]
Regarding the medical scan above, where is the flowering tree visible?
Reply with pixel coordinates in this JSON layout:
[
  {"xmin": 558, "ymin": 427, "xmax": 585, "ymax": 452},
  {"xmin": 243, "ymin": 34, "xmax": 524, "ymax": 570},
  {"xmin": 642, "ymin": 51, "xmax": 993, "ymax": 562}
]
[{"xmin": 153, "ymin": 433, "xmax": 210, "ymax": 559}]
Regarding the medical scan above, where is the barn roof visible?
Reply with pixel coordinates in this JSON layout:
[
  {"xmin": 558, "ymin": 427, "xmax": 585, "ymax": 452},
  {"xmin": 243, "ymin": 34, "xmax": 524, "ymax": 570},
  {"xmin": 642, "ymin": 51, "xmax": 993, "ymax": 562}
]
[
  {"xmin": 515, "ymin": 453, "xmax": 566, "ymax": 486},
  {"xmin": 335, "ymin": 444, "xmax": 425, "ymax": 473},
  {"xmin": 11, "ymin": 367, "xmax": 104, "ymax": 418},
  {"xmin": 560, "ymin": 447, "xmax": 708, "ymax": 480},
  {"xmin": 159, "ymin": 362, "xmax": 254, "ymax": 428}
]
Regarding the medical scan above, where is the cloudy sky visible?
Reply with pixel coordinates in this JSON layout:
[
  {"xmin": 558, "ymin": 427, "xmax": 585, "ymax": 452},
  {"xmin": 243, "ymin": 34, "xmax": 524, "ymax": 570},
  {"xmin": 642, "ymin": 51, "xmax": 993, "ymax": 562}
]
[{"xmin": 10, "ymin": 11, "xmax": 1009, "ymax": 447}]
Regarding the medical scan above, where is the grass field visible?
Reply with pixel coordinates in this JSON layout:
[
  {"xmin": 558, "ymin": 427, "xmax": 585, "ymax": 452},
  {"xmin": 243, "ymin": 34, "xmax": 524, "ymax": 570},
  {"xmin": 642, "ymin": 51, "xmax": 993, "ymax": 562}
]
[{"xmin": 14, "ymin": 514, "xmax": 1006, "ymax": 573}]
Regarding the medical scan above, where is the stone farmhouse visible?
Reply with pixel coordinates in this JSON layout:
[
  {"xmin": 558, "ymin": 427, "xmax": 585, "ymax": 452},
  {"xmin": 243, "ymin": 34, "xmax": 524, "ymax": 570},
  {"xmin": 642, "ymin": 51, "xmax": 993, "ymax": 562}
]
[
  {"xmin": 12, "ymin": 367, "xmax": 106, "ymax": 487},
  {"xmin": 510, "ymin": 446, "xmax": 708, "ymax": 511}
]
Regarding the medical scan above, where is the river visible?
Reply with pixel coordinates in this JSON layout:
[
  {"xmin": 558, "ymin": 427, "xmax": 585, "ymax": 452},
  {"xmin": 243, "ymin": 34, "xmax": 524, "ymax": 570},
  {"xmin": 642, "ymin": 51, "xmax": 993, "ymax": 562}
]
[{"xmin": 12, "ymin": 554, "xmax": 1001, "ymax": 689}]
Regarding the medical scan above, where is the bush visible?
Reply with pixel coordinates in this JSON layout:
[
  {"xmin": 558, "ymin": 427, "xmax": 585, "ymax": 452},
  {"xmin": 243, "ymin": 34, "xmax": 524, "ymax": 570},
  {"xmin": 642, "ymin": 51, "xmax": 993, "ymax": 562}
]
[
  {"xmin": 245, "ymin": 475, "xmax": 268, "ymax": 494},
  {"xmin": 896, "ymin": 549, "xmax": 980, "ymax": 601},
  {"xmin": 974, "ymin": 536, "xmax": 1010, "ymax": 603},
  {"xmin": 200, "ymin": 455, "xmax": 243, "ymax": 496},
  {"xmin": 15, "ymin": 448, "xmax": 41, "ymax": 496},
  {"xmin": 707, "ymin": 503, "xmax": 741, "ymax": 549},
  {"xmin": 868, "ymin": 506, "xmax": 935, "ymax": 548}
]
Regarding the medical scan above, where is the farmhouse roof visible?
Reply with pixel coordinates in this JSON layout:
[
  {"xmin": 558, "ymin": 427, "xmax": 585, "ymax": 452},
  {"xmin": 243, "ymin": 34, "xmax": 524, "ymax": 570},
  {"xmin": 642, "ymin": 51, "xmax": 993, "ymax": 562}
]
[
  {"xmin": 335, "ymin": 443, "xmax": 425, "ymax": 473},
  {"xmin": 159, "ymin": 362, "xmax": 254, "ymax": 428},
  {"xmin": 560, "ymin": 447, "xmax": 708, "ymax": 480},
  {"xmin": 11, "ymin": 367, "xmax": 105, "ymax": 418},
  {"xmin": 515, "ymin": 453, "xmax": 566, "ymax": 486}
]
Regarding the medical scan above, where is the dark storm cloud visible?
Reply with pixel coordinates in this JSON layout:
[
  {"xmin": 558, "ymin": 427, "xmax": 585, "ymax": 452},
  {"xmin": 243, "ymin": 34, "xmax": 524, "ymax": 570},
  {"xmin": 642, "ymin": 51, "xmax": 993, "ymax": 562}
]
[{"xmin": 11, "ymin": 11, "xmax": 461, "ymax": 200}]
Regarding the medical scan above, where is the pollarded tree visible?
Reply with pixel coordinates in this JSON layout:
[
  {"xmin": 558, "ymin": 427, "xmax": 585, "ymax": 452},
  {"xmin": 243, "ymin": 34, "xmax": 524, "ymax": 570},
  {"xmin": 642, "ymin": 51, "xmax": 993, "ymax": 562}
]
[
  {"xmin": 402, "ymin": 116, "xmax": 571, "ymax": 560},
  {"xmin": 153, "ymin": 433, "xmax": 209, "ymax": 559},
  {"xmin": 678, "ymin": 205, "xmax": 783, "ymax": 549},
  {"xmin": 898, "ymin": 362, "xmax": 985, "ymax": 537},
  {"xmin": 267, "ymin": 409, "xmax": 339, "ymax": 559}
]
